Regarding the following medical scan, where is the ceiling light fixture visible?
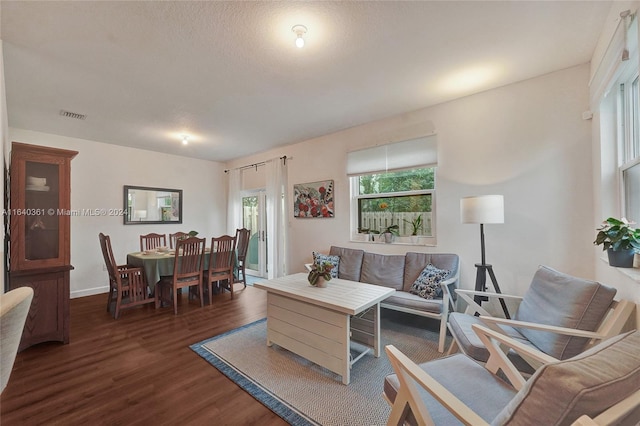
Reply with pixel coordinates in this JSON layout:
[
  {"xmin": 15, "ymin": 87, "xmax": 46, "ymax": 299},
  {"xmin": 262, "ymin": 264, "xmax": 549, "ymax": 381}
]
[
  {"xmin": 181, "ymin": 135, "xmax": 190, "ymax": 145},
  {"xmin": 292, "ymin": 25, "xmax": 307, "ymax": 48}
]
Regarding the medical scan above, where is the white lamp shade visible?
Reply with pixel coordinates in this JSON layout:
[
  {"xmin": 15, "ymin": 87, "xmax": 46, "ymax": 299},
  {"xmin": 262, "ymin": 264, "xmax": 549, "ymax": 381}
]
[{"xmin": 460, "ymin": 195, "xmax": 504, "ymax": 224}]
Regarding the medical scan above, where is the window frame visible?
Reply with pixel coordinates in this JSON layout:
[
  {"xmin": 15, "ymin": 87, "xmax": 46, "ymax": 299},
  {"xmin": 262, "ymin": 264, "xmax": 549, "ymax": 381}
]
[
  {"xmin": 618, "ymin": 69, "xmax": 640, "ymax": 222},
  {"xmin": 350, "ymin": 167, "xmax": 437, "ymax": 246}
]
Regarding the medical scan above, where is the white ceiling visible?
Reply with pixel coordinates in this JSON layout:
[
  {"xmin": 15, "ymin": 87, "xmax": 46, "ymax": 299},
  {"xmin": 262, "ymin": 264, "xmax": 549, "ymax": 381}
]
[{"xmin": 1, "ymin": 1, "xmax": 611, "ymax": 162}]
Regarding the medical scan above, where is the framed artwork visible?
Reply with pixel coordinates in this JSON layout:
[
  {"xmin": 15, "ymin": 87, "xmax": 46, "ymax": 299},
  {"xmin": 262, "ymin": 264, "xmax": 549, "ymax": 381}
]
[{"xmin": 294, "ymin": 180, "xmax": 334, "ymax": 218}]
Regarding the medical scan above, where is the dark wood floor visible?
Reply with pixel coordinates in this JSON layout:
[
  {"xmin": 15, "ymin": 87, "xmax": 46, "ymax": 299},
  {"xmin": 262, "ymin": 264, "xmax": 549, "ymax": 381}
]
[{"xmin": 1, "ymin": 285, "xmax": 289, "ymax": 426}]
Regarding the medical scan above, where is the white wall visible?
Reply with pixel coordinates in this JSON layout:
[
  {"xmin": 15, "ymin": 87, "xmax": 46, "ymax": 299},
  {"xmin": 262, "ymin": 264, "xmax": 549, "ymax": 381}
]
[
  {"xmin": 227, "ymin": 64, "xmax": 597, "ymax": 299},
  {"xmin": 8, "ymin": 129, "xmax": 227, "ymax": 297}
]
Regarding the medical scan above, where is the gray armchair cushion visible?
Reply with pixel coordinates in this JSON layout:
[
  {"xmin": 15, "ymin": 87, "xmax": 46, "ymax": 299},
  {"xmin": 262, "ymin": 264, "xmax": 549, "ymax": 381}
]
[
  {"xmin": 448, "ymin": 312, "xmax": 536, "ymax": 373},
  {"xmin": 385, "ymin": 354, "xmax": 517, "ymax": 425},
  {"xmin": 514, "ymin": 265, "xmax": 616, "ymax": 360},
  {"xmin": 329, "ymin": 246, "xmax": 364, "ymax": 281},
  {"xmin": 493, "ymin": 330, "xmax": 640, "ymax": 426},
  {"xmin": 360, "ymin": 252, "xmax": 405, "ymax": 290}
]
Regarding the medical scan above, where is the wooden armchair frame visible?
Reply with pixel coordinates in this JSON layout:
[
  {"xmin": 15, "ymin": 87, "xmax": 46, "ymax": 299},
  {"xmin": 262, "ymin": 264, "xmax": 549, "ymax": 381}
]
[
  {"xmin": 99, "ymin": 233, "xmax": 154, "ymax": 319},
  {"xmin": 448, "ymin": 288, "xmax": 635, "ymax": 371},
  {"xmin": 386, "ymin": 324, "xmax": 640, "ymax": 426}
]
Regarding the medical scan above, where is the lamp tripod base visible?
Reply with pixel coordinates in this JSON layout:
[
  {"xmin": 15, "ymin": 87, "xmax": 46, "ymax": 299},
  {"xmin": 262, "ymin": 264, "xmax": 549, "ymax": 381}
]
[{"xmin": 473, "ymin": 263, "xmax": 510, "ymax": 319}]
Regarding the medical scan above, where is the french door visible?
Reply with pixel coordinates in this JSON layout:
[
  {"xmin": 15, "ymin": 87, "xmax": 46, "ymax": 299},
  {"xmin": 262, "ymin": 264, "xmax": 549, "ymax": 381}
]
[{"xmin": 241, "ymin": 191, "xmax": 267, "ymax": 277}]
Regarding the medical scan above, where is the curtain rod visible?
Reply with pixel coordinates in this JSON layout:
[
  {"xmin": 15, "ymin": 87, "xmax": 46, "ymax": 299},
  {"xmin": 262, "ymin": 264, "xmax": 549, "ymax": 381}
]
[{"xmin": 224, "ymin": 155, "xmax": 289, "ymax": 173}]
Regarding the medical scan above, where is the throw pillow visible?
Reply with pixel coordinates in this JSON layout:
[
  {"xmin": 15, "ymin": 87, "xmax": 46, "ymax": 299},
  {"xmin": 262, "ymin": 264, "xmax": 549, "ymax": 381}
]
[
  {"xmin": 409, "ymin": 264, "xmax": 450, "ymax": 299},
  {"xmin": 312, "ymin": 252, "xmax": 340, "ymax": 279}
]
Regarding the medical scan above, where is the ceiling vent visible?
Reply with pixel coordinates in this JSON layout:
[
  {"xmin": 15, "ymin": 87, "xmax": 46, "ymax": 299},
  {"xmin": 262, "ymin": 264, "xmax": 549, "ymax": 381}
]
[{"xmin": 59, "ymin": 110, "xmax": 87, "ymax": 120}]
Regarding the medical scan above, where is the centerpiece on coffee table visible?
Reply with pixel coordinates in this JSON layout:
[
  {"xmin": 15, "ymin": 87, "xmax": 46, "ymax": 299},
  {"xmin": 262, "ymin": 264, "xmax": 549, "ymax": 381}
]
[{"xmin": 307, "ymin": 261, "xmax": 333, "ymax": 287}]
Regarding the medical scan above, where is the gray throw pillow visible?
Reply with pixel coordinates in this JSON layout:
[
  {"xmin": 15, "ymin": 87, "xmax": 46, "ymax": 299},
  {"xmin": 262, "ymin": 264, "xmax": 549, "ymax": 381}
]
[
  {"xmin": 312, "ymin": 252, "xmax": 340, "ymax": 278},
  {"xmin": 409, "ymin": 264, "xmax": 450, "ymax": 299}
]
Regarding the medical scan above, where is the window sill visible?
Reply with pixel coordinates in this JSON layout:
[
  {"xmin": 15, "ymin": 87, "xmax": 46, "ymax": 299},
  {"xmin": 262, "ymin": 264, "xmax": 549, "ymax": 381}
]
[
  {"xmin": 599, "ymin": 255, "xmax": 640, "ymax": 284},
  {"xmin": 351, "ymin": 235, "xmax": 436, "ymax": 247}
]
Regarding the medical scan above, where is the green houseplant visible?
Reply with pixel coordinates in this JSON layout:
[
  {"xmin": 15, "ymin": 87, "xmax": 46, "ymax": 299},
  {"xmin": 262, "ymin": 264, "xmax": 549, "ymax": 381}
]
[
  {"xmin": 381, "ymin": 224, "xmax": 399, "ymax": 243},
  {"xmin": 594, "ymin": 217, "xmax": 640, "ymax": 268},
  {"xmin": 307, "ymin": 261, "xmax": 333, "ymax": 287},
  {"xmin": 403, "ymin": 214, "xmax": 423, "ymax": 236}
]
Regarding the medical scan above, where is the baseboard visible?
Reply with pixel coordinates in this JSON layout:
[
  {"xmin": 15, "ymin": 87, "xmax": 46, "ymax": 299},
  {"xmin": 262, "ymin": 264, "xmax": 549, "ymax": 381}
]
[{"xmin": 71, "ymin": 286, "xmax": 108, "ymax": 299}]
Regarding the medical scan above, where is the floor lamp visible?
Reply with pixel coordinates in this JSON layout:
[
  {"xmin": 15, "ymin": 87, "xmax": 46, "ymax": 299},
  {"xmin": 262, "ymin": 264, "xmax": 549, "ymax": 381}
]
[{"xmin": 460, "ymin": 195, "xmax": 510, "ymax": 318}]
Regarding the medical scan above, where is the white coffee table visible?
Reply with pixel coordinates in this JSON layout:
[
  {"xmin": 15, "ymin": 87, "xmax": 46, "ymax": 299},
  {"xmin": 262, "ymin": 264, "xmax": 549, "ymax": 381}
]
[{"xmin": 254, "ymin": 273, "xmax": 395, "ymax": 384}]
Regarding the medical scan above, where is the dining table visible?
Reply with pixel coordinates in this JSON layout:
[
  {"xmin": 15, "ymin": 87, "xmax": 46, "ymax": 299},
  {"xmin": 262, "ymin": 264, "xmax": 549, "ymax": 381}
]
[{"xmin": 126, "ymin": 248, "xmax": 236, "ymax": 292}]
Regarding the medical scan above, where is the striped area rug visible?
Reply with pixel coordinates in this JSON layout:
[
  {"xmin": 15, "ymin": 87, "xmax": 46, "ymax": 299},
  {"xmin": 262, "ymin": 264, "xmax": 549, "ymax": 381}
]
[{"xmin": 190, "ymin": 310, "xmax": 447, "ymax": 426}]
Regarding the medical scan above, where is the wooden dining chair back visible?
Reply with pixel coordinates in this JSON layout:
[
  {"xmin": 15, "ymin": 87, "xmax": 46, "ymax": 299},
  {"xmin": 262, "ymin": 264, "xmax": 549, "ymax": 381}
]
[
  {"xmin": 169, "ymin": 232, "xmax": 188, "ymax": 249},
  {"xmin": 234, "ymin": 228, "xmax": 251, "ymax": 287},
  {"xmin": 155, "ymin": 236, "xmax": 205, "ymax": 315},
  {"xmin": 99, "ymin": 233, "xmax": 154, "ymax": 319},
  {"xmin": 139, "ymin": 233, "xmax": 167, "ymax": 251},
  {"xmin": 204, "ymin": 235, "xmax": 237, "ymax": 302}
]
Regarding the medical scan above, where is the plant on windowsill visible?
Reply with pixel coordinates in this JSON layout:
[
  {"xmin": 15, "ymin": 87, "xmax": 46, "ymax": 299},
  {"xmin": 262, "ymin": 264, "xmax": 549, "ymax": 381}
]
[
  {"xmin": 594, "ymin": 217, "xmax": 640, "ymax": 268},
  {"xmin": 403, "ymin": 214, "xmax": 423, "ymax": 243},
  {"xmin": 308, "ymin": 261, "xmax": 333, "ymax": 287},
  {"xmin": 381, "ymin": 224, "xmax": 399, "ymax": 243}
]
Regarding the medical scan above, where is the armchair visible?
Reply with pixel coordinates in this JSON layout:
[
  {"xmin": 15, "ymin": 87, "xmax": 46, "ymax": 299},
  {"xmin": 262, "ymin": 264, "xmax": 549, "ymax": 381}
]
[
  {"xmin": 384, "ymin": 325, "xmax": 640, "ymax": 425},
  {"xmin": 447, "ymin": 265, "xmax": 634, "ymax": 372}
]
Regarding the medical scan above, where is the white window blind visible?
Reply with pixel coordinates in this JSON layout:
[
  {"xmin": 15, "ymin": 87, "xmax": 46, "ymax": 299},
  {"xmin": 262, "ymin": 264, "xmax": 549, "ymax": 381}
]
[{"xmin": 346, "ymin": 135, "xmax": 437, "ymax": 176}]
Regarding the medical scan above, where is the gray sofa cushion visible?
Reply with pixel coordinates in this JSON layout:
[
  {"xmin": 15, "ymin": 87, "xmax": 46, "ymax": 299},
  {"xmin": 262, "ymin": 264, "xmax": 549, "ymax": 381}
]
[
  {"xmin": 329, "ymin": 246, "xmax": 364, "ymax": 282},
  {"xmin": 404, "ymin": 252, "xmax": 459, "ymax": 292},
  {"xmin": 514, "ymin": 265, "xmax": 617, "ymax": 360},
  {"xmin": 383, "ymin": 291, "xmax": 443, "ymax": 315},
  {"xmin": 360, "ymin": 252, "xmax": 406, "ymax": 290},
  {"xmin": 493, "ymin": 330, "xmax": 640, "ymax": 426},
  {"xmin": 385, "ymin": 354, "xmax": 517, "ymax": 426}
]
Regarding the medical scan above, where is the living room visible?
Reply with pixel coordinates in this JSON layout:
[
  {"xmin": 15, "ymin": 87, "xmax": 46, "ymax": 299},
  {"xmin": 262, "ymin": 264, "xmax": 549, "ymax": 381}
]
[{"xmin": 1, "ymin": 1, "xmax": 639, "ymax": 424}]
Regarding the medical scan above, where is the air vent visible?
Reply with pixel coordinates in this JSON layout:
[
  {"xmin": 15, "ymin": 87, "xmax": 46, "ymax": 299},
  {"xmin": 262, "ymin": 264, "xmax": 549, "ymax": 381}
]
[{"xmin": 59, "ymin": 110, "xmax": 87, "ymax": 120}]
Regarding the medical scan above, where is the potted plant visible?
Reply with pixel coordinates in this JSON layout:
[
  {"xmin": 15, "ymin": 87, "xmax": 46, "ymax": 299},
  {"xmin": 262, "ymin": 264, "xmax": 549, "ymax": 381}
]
[
  {"xmin": 404, "ymin": 214, "xmax": 423, "ymax": 243},
  {"xmin": 594, "ymin": 217, "xmax": 640, "ymax": 268},
  {"xmin": 381, "ymin": 224, "xmax": 399, "ymax": 243},
  {"xmin": 308, "ymin": 261, "xmax": 333, "ymax": 287}
]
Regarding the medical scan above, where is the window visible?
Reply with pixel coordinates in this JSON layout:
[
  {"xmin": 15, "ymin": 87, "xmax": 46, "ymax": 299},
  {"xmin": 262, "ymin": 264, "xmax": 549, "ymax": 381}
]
[
  {"xmin": 348, "ymin": 135, "xmax": 438, "ymax": 244},
  {"xmin": 354, "ymin": 167, "xmax": 435, "ymax": 237},
  {"xmin": 619, "ymin": 73, "xmax": 640, "ymax": 223}
]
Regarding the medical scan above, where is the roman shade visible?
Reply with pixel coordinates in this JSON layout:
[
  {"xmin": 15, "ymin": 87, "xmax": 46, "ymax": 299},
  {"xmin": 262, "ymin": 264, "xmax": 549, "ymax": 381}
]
[{"xmin": 346, "ymin": 135, "xmax": 437, "ymax": 176}]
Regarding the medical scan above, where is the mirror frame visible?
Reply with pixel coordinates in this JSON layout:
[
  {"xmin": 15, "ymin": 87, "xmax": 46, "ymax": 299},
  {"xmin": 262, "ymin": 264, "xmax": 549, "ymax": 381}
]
[{"xmin": 123, "ymin": 185, "xmax": 183, "ymax": 225}]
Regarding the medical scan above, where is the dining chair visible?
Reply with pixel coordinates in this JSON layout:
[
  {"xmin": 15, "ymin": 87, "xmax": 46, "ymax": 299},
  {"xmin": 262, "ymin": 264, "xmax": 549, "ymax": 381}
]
[
  {"xmin": 169, "ymin": 231, "xmax": 188, "ymax": 249},
  {"xmin": 99, "ymin": 233, "xmax": 155, "ymax": 319},
  {"xmin": 384, "ymin": 325, "xmax": 640, "ymax": 426},
  {"xmin": 139, "ymin": 233, "xmax": 167, "ymax": 251},
  {"xmin": 204, "ymin": 235, "xmax": 237, "ymax": 302},
  {"xmin": 234, "ymin": 228, "xmax": 251, "ymax": 287},
  {"xmin": 447, "ymin": 265, "xmax": 634, "ymax": 373},
  {"xmin": 155, "ymin": 236, "xmax": 206, "ymax": 315},
  {"xmin": 1, "ymin": 286, "xmax": 34, "ymax": 394}
]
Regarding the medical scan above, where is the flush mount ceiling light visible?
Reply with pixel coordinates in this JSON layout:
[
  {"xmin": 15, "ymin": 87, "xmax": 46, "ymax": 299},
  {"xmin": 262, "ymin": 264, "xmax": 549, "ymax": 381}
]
[
  {"xmin": 181, "ymin": 135, "xmax": 190, "ymax": 145},
  {"xmin": 291, "ymin": 25, "xmax": 307, "ymax": 48}
]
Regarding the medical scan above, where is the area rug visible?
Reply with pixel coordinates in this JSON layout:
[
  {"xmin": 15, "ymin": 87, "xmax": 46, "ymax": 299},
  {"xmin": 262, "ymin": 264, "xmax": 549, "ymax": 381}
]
[{"xmin": 190, "ymin": 311, "xmax": 447, "ymax": 426}]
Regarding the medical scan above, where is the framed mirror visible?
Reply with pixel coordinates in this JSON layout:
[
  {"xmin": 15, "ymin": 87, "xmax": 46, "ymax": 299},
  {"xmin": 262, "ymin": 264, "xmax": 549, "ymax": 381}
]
[{"xmin": 123, "ymin": 185, "xmax": 182, "ymax": 225}]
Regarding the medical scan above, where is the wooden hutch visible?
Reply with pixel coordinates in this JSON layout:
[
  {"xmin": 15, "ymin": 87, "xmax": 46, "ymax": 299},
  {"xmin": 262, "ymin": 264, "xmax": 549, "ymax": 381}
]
[{"xmin": 8, "ymin": 142, "xmax": 78, "ymax": 351}]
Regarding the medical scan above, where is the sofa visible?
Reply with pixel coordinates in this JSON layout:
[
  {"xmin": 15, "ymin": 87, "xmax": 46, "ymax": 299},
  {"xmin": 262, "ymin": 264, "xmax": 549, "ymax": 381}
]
[{"xmin": 316, "ymin": 246, "xmax": 460, "ymax": 352}]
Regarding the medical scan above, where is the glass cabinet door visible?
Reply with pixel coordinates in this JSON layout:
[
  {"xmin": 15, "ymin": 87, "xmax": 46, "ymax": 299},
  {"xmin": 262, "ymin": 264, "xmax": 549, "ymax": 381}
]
[{"xmin": 24, "ymin": 161, "xmax": 61, "ymax": 261}]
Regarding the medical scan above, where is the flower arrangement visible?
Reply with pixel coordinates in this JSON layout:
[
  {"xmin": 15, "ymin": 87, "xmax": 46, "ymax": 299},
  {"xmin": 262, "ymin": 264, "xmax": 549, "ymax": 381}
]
[
  {"xmin": 307, "ymin": 261, "xmax": 333, "ymax": 286},
  {"xmin": 593, "ymin": 217, "xmax": 640, "ymax": 252},
  {"xmin": 178, "ymin": 230, "xmax": 199, "ymax": 240}
]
